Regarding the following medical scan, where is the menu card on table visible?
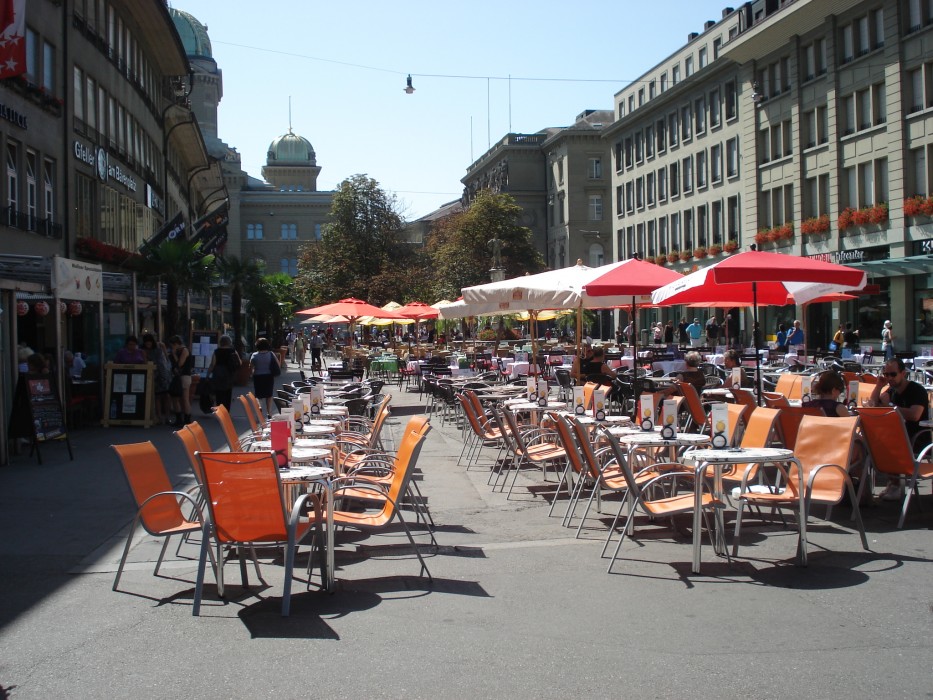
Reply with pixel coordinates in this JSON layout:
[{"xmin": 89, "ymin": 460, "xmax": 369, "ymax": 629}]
[{"xmin": 710, "ymin": 402, "xmax": 730, "ymax": 448}]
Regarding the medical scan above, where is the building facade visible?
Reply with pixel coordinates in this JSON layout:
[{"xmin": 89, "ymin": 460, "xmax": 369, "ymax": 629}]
[{"xmin": 606, "ymin": 0, "xmax": 933, "ymax": 351}]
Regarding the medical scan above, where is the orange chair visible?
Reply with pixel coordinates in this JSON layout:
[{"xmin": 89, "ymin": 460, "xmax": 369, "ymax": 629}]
[
  {"xmin": 111, "ymin": 441, "xmax": 216, "ymax": 597},
  {"xmin": 762, "ymin": 391, "xmax": 790, "ymax": 408},
  {"xmin": 598, "ymin": 427, "xmax": 726, "ymax": 574},
  {"xmin": 213, "ymin": 403, "xmax": 251, "ymax": 452},
  {"xmin": 773, "ymin": 373, "xmax": 802, "ymax": 400},
  {"xmin": 730, "ymin": 387, "xmax": 757, "ymax": 427},
  {"xmin": 775, "ymin": 405, "xmax": 824, "ymax": 449},
  {"xmin": 457, "ymin": 391, "xmax": 504, "ymax": 470},
  {"xmin": 238, "ymin": 394, "xmax": 264, "ymax": 437},
  {"xmin": 495, "ymin": 404, "xmax": 567, "ymax": 498},
  {"xmin": 856, "ymin": 407, "xmax": 933, "ymax": 527},
  {"xmin": 678, "ymin": 382, "xmax": 709, "ymax": 433},
  {"xmin": 721, "ymin": 406, "xmax": 781, "ymax": 493},
  {"xmin": 732, "ymin": 415, "xmax": 868, "ymax": 565},
  {"xmin": 246, "ymin": 392, "xmax": 269, "ymax": 431},
  {"xmin": 330, "ymin": 416, "xmax": 435, "ymax": 579},
  {"xmin": 193, "ymin": 450, "xmax": 326, "ymax": 616}
]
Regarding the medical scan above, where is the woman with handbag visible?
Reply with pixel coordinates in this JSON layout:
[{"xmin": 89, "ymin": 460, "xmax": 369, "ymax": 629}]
[
  {"xmin": 208, "ymin": 335, "xmax": 241, "ymax": 411},
  {"xmin": 250, "ymin": 337, "xmax": 280, "ymax": 418},
  {"xmin": 168, "ymin": 335, "xmax": 193, "ymax": 425}
]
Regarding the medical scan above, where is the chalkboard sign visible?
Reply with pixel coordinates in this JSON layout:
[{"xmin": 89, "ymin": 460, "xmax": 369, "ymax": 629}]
[
  {"xmin": 102, "ymin": 362, "xmax": 155, "ymax": 427},
  {"xmin": 8, "ymin": 373, "xmax": 73, "ymax": 464}
]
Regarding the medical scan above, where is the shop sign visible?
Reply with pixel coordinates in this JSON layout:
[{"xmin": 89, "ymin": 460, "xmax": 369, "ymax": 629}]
[
  {"xmin": 73, "ymin": 141, "xmax": 138, "ymax": 193},
  {"xmin": 806, "ymin": 246, "xmax": 889, "ymax": 265},
  {"xmin": 145, "ymin": 183, "xmax": 164, "ymax": 214},
  {"xmin": 911, "ymin": 239, "xmax": 933, "ymax": 255},
  {"xmin": 0, "ymin": 102, "xmax": 27, "ymax": 129}
]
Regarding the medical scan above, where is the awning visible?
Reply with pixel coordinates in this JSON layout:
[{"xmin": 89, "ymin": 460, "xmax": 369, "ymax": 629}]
[{"xmin": 849, "ymin": 255, "xmax": 933, "ymax": 279}]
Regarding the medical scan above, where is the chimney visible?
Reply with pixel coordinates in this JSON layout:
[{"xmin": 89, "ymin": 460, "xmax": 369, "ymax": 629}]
[
  {"xmin": 704, "ymin": 20, "xmax": 716, "ymax": 31},
  {"xmin": 722, "ymin": 6, "xmax": 734, "ymax": 18},
  {"xmin": 688, "ymin": 31, "xmax": 699, "ymax": 41}
]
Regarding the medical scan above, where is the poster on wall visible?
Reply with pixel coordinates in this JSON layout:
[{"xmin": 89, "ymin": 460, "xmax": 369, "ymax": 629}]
[{"xmin": 51, "ymin": 256, "xmax": 103, "ymax": 302}]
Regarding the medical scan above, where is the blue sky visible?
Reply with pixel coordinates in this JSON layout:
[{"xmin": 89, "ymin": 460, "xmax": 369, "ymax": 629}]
[{"xmin": 172, "ymin": 1, "xmax": 732, "ymax": 219}]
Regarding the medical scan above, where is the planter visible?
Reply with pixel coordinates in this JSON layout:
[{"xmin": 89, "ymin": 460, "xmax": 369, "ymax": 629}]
[
  {"xmin": 839, "ymin": 204, "xmax": 887, "ymax": 231},
  {"xmin": 723, "ymin": 241, "xmax": 739, "ymax": 254},
  {"xmin": 693, "ymin": 247, "xmax": 707, "ymax": 259},
  {"xmin": 707, "ymin": 245, "xmax": 722, "ymax": 256},
  {"xmin": 905, "ymin": 196, "xmax": 933, "ymax": 218}
]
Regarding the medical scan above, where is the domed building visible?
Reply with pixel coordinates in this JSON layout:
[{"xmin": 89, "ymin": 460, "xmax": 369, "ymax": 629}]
[{"xmin": 168, "ymin": 7, "xmax": 334, "ymax": 272}]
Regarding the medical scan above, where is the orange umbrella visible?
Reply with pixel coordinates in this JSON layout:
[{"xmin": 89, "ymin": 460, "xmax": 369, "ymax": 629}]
[
  {"xmin": 396, "ymin": 301, "xmax": 441, "ymax": 320},
  {"xmin": 296, "ymin": 298, "xmax": 407, "ymax": 346}
]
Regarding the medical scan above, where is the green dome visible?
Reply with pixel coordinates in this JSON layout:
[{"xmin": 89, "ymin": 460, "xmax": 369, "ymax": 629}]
[
  {"xmin": 169, "ymin": 8, "xmax": 213, "ymax": 59},
  {"xmin": 267, "ymin": 130, "xmax": 317, "ymax": 166}
]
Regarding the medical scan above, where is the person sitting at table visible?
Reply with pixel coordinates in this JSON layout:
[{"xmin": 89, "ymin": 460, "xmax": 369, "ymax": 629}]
[
  {"xmin": 660, "ymin": 351, "xmax": 706, "ymax": 397},
  {"xmin": 722, "ymin": 349, "xmax": 753, "ymax": 388},
  {"xmin": 867, "ymin": 358, "xmax": 931, "ymax": 500},
  {"xmin": 570, "ymin": 341, "xmax": 595, "ymax": 383},
  {"xmin": 802, "ymin": 370, "xmax": 849, "ymax": 417},
  {"xmin": 113, "ymin": 336, "xmax": 146, "ymax": 364}
]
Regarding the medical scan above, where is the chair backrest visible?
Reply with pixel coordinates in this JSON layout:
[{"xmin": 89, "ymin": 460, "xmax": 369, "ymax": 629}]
[
  {"xmin": 717, "ymin": 403, "xmax": 747, "ymax": 444},
  {"xmin": 551, "ymin": 413, "xmax": 587, "ymax": 476},
  {"xmin": 730, "ymin": 387, "xmax": 757, "ymax": 426},
  {"xmin": 841, "ymin": 371, "xmax": 860, "ymax": 387},
  {"xmin": 555, "ymin": 368, "xmax": 573, "ymax": 389},
  {"xmin": 380, "ymin": 417, "xmax": 431, "ymax": 512},
  {"xmin": 792, "ymin": 415, "xmax": 859, "ymax": 499},
  {"xmin": 499, "ymin": 405, "xmax": 528, "ymax": 453},
  {"xmin": 568, "ymin": 415, "xmax": 606, "ymax": 480},
  {"xmin": 185, "ymin": 420, "xmax": 212, "ymax": 453},
  {"xmin": 776, "ymin": 405, "xmax": 824, "ymax": 449},
  {"xmin": 175, "ymin": 426, "xmax": 206, "ymax": 485},
  {"xmin": 112, "ymin": 441, "xmax": 187, "ymax": 535},
  {"xmin": 238, "ymin": 394, "xmax": 260, "ymax": 434},
  {"xmin": 582, "ymin": 381, "xmax": 599, "ymax": 410},
  {"xmin": 197, "ymin": 451, "xmax": 288, "ymax": 544},
  {"xmin": 859, "ymin": 373, "xmax": 878, "ymax": 384},
  {"xmin": 213, "ymin": 404, "xmax": 244, "ymax": 452},
  {"xmin": 679, "ymin": 382, "xmax": 707, "ymax": 430},
  {"xmin": 247, "ymin": 392, "xmax": 267, "ymax": 429},
  {"xmin": 741, "ymin": 406, "xmax": 781, "ymax": 449},
  {"xmin": 762, "ymin": 391, "xmax": 790, "ymax": 408},
  {"xmin": 774, "ymin": 373, "xmax": 802, "ymax": 400},
  {"xmin": 344, "ymin": 397, "xmax": 370, "ymax": 417},
  {"xmin": 855, "ymin": 407, "xmax": 918, "ymax": 477}
]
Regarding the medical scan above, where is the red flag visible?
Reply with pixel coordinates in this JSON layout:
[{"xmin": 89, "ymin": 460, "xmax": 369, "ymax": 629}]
[{"xmin": 0, "ymin": 0, "xmax": 25, "ymax": 80}]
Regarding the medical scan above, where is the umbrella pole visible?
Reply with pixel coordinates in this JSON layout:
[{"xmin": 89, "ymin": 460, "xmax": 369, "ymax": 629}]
[
  {"xmin": 753, "ymin": 282, "xmax": 762, "ymax": 406},
  {"xmin": 631, "ymin": 297, "xmax": 639, "ymax": 419}
]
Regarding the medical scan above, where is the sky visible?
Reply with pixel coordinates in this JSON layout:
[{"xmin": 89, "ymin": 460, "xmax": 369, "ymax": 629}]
[{"xmin": 171, "ymin": 1, "xmax": 733, "ymax": 220}]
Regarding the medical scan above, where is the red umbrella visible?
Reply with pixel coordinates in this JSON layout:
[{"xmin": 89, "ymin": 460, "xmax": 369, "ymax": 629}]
[
  {"xmin": 652, "ymin": 251, "xmax": 867, "ymax": 401},
  {"xmin": 583, "ymin": 259, "xmax": 683, "ymax": 392},
  {"xmin": 296, "ymin": 298, "xmax": 406, "ymax": 347},
  {"xmin": 396, "ymin": 301, "xmax": 440, "ymax": 320}
]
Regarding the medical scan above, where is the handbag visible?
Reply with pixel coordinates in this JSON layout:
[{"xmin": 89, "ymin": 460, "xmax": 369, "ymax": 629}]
[
  {"xmin": 269, "ymin": 353, "xmax": 282, "ymax": 377},
  {"xmin": 828, "ymin": 341, "xmax": 839, "ymax": 351}
]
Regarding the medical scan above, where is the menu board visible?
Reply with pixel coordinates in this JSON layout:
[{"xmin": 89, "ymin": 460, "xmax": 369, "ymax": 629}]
[
  {"xmin": 102, "ymin": 362, "xmax": 155, "ymax": 427},
  {"xmin": 189, "ymin": 329, "xmax": 221, "ymax": 379},
  {"xmin": 8, "ymin": 373, "xmax": 73, "ymax": 464}
]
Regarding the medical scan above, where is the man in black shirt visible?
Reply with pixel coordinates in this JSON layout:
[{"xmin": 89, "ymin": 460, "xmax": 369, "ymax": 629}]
[{"xmin": 869, "ymin": 358, "xmax": 930, "ymax": 500}]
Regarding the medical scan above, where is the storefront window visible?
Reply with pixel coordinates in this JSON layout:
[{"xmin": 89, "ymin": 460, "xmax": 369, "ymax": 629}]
[
  {"xmin": 856, "ymin": 280, "xmax": 889, "ymax": 343},
  {"xmin": 916, "ymin": 290, "xmax": 933, "ymax": 341}
]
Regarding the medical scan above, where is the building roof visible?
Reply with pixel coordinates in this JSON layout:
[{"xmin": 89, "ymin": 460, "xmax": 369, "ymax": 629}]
[
  {"xmin": 266, "ymin": 130, "xmax": 317, "ymax": 166},
  {"xmin": 168, "ymin": 8, "xmax": 213, "ymax": 60}
]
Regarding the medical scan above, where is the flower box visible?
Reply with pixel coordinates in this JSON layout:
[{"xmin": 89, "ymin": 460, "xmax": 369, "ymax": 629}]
[
  {"xmin": 667, "ymin": 251, "xmax": 680, "ymax": 264},
  {"xmin": 693, "ymin": 246, "xmax": 707, "ymax": 259},
  {"xmin": 707, "ymin": 244, "xmax": 722, "ymax": 256},
  {"xmin": 801, "ymin": 214, "xmax": 830, "ymax": 235},
  {"xmin": 679, "ymin": 251, "xmax": 692, "ymax": 261},
  {"xmin": 723, "ymin": 240, "xmax": 739, "ymax": 253},
  {"xmin": 838, "ymin": 203, "xmax": 888, "ymax": 231}
]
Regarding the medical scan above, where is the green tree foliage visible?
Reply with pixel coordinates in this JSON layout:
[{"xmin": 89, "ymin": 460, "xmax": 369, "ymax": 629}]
[
  {"xmin": 216, "ymin": 255, "xmax": 264, "ymax": 351},
  {"xmin": 248, "ymin": 273, "xmax": 300, "ymax": 345},
  {"xmin": 427, "ymin": 189, "xmax": 544, "ymax": 300},
  {"xmin": 295, "ymin": 174, "xmax": 423, "ymax": 305},
  {"xmin": 134, "ymin": 239, "xmax": 215, "ymax": 338}
]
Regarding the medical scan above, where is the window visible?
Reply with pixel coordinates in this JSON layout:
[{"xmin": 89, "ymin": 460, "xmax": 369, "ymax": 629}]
[
  {"xmin": 658, "ymin": 167, "xmax": 667, "ymax": 201},
  {"xmin": 6, "ymin": 141, "xmax": 18, "ymax": 218},
  {"xmin": 314, "ymin": 223, "xmax": 322, "ymax": 240},
  {"xmin": 804, "ymin": 174, "xmax": 830, "ymax": 217},
  {"xmin": 697, "ymin": 150, "xmax": 708, "ymax": 189},
  {"xmin": 638, "ymin": 88, "xmax": 645, "ymax": 106},
  {"xmin": 649, "ymin": 80, "xmax": 656, "ymax": 100},
  {"xmin": 280, "ymin": 258, "xmax": 298, "ymax": 276},
  {"xmin": 695, "ymin": 96, "xmax": 706, "ymax": 134},
  {"xmin": 670, "ymin": 162, "xmax": 680, "ymax": 197},
  {"xmin": 910, "ymin": 146, "xmax": 930, "ymax": 196},
  {"xmin": 726, "ymin": 137, "xmax": 739, "ymax": 178},
  {"xmin": 668, "ymin": 112, "xmax": 679, "ymax": 147},
  {"xmin": 660, "ymin": 73, "xmax": 668, "ymax": 92},
  {"xmin": 73, "ymin": 66, "xmax": 84, "ymax": 122},
  {"xmin": 709, "ymin": 88, "xmax": 721, "ymax": 128},
  {"xmin": 588, "ymin": 157, "xmax": 602, "ymax": 179},
  {"xmin": 685, "ymin": 56, "xmax": 694, "ymax": 77},
  {"xmin": 908, "ymin": 67, "xmax": 924, "ymax": 112},
  {"xmin": 803, "ymin": 37, "xmax": 827, "ymax": 80},
  {"xmin": 43, "ymin": 159, "xmax": 54, "ymax": 223},
  {"xmin": 628, "ymin": 95, "xmax": 634, "ymax": 113},
  {"xmin": 625, "ymin": 181, "xmax": 634, "ymax": 213},
  {"xmin": 906, "ymin": 0, "xmax": 933, "ymax": 31},
  {"xmin": 86, "ymin": 75, "xmax": 96, "ymax": 130},
  {"xmin": 646, "ymin": 172, "xmax": 655, "ymax": 206},
  {"xmin": 657, "ymin": 119, "xmax": 666, "ymax": 152},
  {"xmin": 684, "ymin": 208, "xmax": 694, "ymax": 250},
  {"xmin": 616, "ymin": 185, "xmax": 624, "ymax": 217},
  {"xmin": 841, "ymin": 9, "xmax": 884, "ymax": 62},
  {"xmin": 681, "ymin": 105, "xmax": 692, "ymax": 141},
  {"xmin": 725, "ymin": 80, "xmax": 737, "ymax": 120},
  {"xmin": 727, "ymin": 195, "xmax": 740, "ymax": 239},
  {"xmin": 672, "ymin": 65, "xmax": 681, "ymax": 85},
  {"xmin": 711, "ymin": 200, "xmax": 723, "ymax": 245},
  {"xmin": 710, "ymin": 144, "xmax": 722, "ymax": 183},
  {"xmin": 713, "ymin": 37, "xmax": 722, "ymax": 59},
  {"xmin": 589, "ymin": 194, "xmax": 603, "ymax": 221},
  {"xmin": 699, "ymin": 47, "xmax": 708, "ymax": 69},
  {"xmin": 671, "ymin": 212, "xmax": 681, "ymax": 250},
  {"xmin": 614, "ymin": 142, "xmax": 623, "ymax": 171},
  {"xmin": 636, "ymin": 177, "xmax": 644, "ymax": 209},
  {"xmin": 74, "ymin": 173, "xmax": 94, "ymax": 237},
  {"xmin": 659, "ymin": 216, "xmax": 668, "ymax": 253},
  {"xmin": 803, "ymin": 105, "xmax": 829, "ymax": 147},
  {"xmin": 25, "ymin": 27, "xmax": 37, "ymax": 83},
  {"xmin": 697, "ymin": 205, "xmax": 708, "ymax": 247},
  {"xmin": 25, "ymin": 151, "xmax": 36, "ymax": 228},
  {"xmin": 635, "ymin": 131, "xmax": 644, "ymax": 163},
  {"xmin": 281, "ymin": 223, "xmax": 297, "ymax": 239},
  {"xmin": 246, "ymin": 223, "xmax": 263, "ymax": 240},
  {"xmin": 682, "ymin": 156, "xmax": 693, "ymax": 193},
  {"xmin": 647, "ymin": 220, "xmax": 656, "ymax": 256},
  {"xmin": 842, "ymin": 83, "xmax": 886, "ymax": 134},
  {"xmin": 624, "ymin": 137, "xmax": 633, "ymax": 169},
  {"xmin": 759, "ymin": 184, "xmax": 793, "ymax": 228},
  {"xmin": 645, "ymin": 125, "xmax": 655, "ymax": 159},
  {"xmin": 42, "ymin": 41, "xmax": 55, "ymax": 93},
  {"xmin": 759, "ymin": 119, "xmax": 792, "ymax": 162}
]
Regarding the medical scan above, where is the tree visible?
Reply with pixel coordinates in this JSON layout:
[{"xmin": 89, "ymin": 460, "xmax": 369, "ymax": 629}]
[
  {"xmin": 295, "ymin": 174, "xmax": 417, "ymax": 305},
  {"xmin": 216, "ymin": 255, "xmax": 263, "ymax": 351},
  {"xmin": 427, "ymin": 189, "xmax": 544, "ymax": 300},
  {"xmin": 134, "ymin": 239, "xmax": 215, "ymax": 338},
  {"xmin": 247, "ymin": 273, "xmax": 300, "ymax": 347}
]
